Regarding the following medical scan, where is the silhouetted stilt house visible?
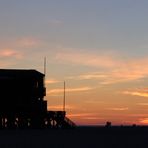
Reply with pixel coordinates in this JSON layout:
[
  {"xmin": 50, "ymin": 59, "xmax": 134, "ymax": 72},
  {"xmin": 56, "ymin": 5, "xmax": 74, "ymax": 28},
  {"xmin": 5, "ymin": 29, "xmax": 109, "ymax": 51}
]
[{"xmin": 0, "ymin": 69, "xmax": 75, "ymax": 129}]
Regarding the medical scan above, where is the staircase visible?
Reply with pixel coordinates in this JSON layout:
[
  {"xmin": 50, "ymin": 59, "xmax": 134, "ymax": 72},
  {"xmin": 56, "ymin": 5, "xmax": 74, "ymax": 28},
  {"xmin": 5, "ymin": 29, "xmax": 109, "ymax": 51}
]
[{"xmin": 63, "ymin": 116, "xmax": 76, "ymax": 128}]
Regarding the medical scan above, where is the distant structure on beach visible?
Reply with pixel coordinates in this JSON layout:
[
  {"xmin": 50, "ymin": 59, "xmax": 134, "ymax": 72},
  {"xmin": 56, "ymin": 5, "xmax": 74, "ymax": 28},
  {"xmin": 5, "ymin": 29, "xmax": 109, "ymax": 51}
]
[{"xmin": 0, "ymin": 69, "xmax": 75, "ymax": 129}]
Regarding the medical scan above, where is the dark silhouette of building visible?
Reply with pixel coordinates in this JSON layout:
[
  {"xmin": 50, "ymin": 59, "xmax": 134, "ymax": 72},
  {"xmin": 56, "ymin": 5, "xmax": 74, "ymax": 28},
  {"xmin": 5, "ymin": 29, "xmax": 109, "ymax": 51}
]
[
  {"xmin": 105, "ymin": 121, "xmax": 112, "ymax": 127},
  {"xmin": 0, "ymin": 69, "xmax": 75, "ymax": 129}
]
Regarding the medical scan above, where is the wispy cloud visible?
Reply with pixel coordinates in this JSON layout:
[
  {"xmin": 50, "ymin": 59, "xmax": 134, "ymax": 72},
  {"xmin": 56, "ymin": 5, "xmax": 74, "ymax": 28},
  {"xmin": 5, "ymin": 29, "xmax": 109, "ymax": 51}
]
[
  {"xmin": 46, "ymin": 79, "xmax": 61, "ymax": 84},
  {"xmin": 127, "ymin": 114, "xmax": 148, "ymax": 118},
  {"xmin": 0, "ymin": 49, "xmax": 23, "ymax": 59},
  {"xmin": 67, "ymin": 113, "xmax": 95, "ymax": 118},
  {"xmin": 106, "ymin": 107, "xmax": 129, "ymax": 111},
  {"xmin": 83, "ymin": 117, "xmax": 104, "ymax": 120},
  {"xmin": 47, "ymin": 87, "xmax": 93, "ymax": 95},
  {"xmin": 47, "ymin": 105, "xmax": 75, "ymax": 110},
  {"xmin": 0, "ymin": 37, "xmax": 44, "ymax": 62},
  {"xmin": 56, "ymin": 50, "xmax": 148, "ymax": 84},
  {"xmin": 67, "ymin": 113, "xmax": 104, "ymax": 124},
  {"xmin": 137, "ymin": 103, "xmax": 148, "ymax": 106},
  {"xmin": 55, "ymin": 51, "xmax": 118, "ymax": 68},
  {"xmin": 85, "ymin": 100, "xmax": 105, "ymax": 104},
  {"xmin": 139, "ymin": 118, "xmax": 148, "ymax": 124},
  {"xmin": 66, "ymin": 69, "xmax": 147, "ymax": 85},
  {"xmin": 67, "ymin": 73, "xmax": 107, "ymax": 80},
  {"xmin": 0, "ymin": 49, "xmax": 23, "ymax": 67},
  {"xmin": 123, "ymin": 88, "xmax": 148, "ymax": 98}
]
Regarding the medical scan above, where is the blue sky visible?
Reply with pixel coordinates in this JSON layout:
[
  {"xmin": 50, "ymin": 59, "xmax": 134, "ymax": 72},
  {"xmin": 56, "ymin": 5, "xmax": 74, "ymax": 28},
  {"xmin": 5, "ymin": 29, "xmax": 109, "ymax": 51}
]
[
  {"xmin": 1, "ymin": 0, "xmax": 148, "ymax": 125},
  {"xmin": 1, "ymin": 0, "xmax": 148, "ymax": 53}
]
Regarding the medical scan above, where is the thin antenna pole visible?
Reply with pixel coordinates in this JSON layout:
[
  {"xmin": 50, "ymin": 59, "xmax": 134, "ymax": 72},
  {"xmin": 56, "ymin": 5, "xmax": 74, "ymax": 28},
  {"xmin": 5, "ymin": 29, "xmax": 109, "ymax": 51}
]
[
  {"xmin": 63, "ymin": 81, "xmax": 66, "ymax": 112},
  {"xmin": 44, "ymin": 57, "xmax": 46, "ymax": 76},
  {"xmin": 43, "ymin": 57, "xmax": 46, "ymax": 97}
]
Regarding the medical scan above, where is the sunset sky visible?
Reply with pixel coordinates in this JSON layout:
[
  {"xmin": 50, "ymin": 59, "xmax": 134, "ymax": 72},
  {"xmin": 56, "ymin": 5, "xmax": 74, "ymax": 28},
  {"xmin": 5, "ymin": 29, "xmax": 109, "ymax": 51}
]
[{"xmin": 1, "ymin": 0, "xmax": 148, "ymax": 125}]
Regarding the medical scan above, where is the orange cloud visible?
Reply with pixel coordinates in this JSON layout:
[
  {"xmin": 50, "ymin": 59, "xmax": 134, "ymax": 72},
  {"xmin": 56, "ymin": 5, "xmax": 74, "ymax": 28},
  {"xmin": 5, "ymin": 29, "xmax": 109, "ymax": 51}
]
[
  {"xmin": 56, "ymin": 50, "xmax": 148, "ymax": 84},
  {"xmin": 66, "ymin": 70, "xmax": 146, "ymax": 85},
  {"xmin": 47, "ymin": 87, "xmax": 93, "ymax": 95},
  {"xmin": 83, "ymin": 117, "xmax": 103, "ymax": 120},
  {"xmin": 127, "ymin": 114, "xmax": 148, "ymax": 117},
  {"xmin": 106, "ymin": 107, "xmax": 129, "ymax": 111},
  {"xmin": 139, "ymin": 118, "xmax": 148, "ymax": 124},
  {"xmin": 123, "ymin": 89, "xmax": 148, "ymax": 98},
  {"xmin": 67, "ymin": 113, "xmax": 95, "ymax": 117},
  {"xmin": 137, "ymin": 103, "xmax": 148, "ymax": 106},
  {"xmin": 67, "ymin": 73, "xmax": 107, "ymax": 80},
  {"xmin": 67, "ymin": 113, "xmax": 105, "ymax": 125},
  {"xmin": 45, "ymin": 79, "xmax": 61, "ymax": 84},
  {"xmin": 0, "ymin": 49, "xmax": 23, "ymax": 59},
  {"xmin": 55, "ymin": 52, "xmax": 118, "ymax": 68},
  {"xmin": 47, "ymin": 105, "xmax": 75, "ymax": 110}
]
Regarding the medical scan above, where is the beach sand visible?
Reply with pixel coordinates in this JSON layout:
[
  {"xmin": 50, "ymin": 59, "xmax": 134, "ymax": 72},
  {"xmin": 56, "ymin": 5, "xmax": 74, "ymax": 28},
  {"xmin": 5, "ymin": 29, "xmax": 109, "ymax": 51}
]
[{"xmin": 0, "ymin": 127, "xmax": 148, "ymax": 148}]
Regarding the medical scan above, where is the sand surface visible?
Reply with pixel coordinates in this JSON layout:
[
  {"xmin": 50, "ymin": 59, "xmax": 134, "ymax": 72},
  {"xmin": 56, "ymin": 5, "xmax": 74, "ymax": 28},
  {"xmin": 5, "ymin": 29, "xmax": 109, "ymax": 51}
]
[{"xmin": 0, "ymin": 127, "xmax": 148, "ymax": 148}]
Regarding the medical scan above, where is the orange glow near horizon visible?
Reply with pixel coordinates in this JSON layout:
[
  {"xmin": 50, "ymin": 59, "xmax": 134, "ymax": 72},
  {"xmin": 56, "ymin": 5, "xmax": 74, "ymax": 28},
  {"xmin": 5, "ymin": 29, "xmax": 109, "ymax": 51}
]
[
  {"xmin": 46, "ymin": 85, "xmax": 148, "ymax": 126},
  {"xmin": 1, "ymin": 0, "xmax": 148, "ymax": 126},
  {"xmin": 2, "ymin": 48, "xmax": 148, "ymax": 126}
]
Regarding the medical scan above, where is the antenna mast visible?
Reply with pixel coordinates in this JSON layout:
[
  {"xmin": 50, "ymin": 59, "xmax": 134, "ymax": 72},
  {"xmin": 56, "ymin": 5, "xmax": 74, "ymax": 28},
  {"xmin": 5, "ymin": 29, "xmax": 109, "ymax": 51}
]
[
  {"xmin": 63, "ymin": 81, "xmax": 66, "ymax": 112},
  {"xmin": 44, "ymin": 57, "xmax": 46, "ymax": 76}
]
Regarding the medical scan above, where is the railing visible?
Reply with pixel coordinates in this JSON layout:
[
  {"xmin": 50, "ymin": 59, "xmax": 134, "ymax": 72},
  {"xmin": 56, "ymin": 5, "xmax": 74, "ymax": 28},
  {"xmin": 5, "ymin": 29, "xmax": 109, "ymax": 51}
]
[
  {"xmin": 45, "ymin": 111, "xmax": 76, "ymax": 128},
  {"xmin": 64, "ymin": 116, "xmax": 76, "ymax": 128}
]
